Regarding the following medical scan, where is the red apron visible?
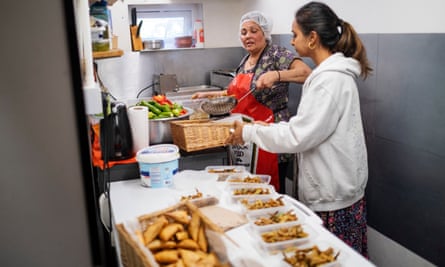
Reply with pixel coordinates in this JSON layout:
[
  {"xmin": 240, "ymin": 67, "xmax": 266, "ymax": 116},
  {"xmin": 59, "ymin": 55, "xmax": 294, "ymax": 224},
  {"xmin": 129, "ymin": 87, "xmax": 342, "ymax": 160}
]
[{"xmin": 227, "ymin": 72, "xmax": 280, "ymax": 191}]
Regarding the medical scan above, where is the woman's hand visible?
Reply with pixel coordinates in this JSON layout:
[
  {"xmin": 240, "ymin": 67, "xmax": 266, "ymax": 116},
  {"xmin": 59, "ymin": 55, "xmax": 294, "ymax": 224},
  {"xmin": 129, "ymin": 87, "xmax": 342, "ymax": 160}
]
[
  {"xmin": 191, "ymin": 91, "xmax": 209, "ymax": 99},
  {"xmin": 191, "ymin": 90, "xmax": 227, "ymax": 99},
  {"xmin": 255, "ymin": 70, "xmax": 280, "ymax": 89},
  {"xmin": 226, "ymin": 120, "xmax": 245, "ymax": 145}
]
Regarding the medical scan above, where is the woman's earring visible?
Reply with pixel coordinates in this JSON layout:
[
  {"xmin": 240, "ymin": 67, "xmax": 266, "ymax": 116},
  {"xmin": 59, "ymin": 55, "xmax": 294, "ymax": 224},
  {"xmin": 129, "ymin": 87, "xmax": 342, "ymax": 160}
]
[{"xmin": 308, "ymin": 42, "xmax": 316, "ymax": 49}]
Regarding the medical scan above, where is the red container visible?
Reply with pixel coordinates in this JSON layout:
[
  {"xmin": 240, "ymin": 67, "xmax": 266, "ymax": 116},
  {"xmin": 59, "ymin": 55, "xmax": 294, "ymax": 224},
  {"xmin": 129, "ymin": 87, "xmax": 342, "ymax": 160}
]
[{"xmin": 174, "ymin": 36, "xmax": 193, "ymax": 48}]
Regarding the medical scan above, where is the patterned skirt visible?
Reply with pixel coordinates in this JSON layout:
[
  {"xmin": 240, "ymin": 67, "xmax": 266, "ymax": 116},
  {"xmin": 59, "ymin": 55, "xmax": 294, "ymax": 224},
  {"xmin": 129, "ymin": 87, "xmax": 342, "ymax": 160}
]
[{"xmin": 315, "ymin": 197, "xmax": 368, "ymax": 258}]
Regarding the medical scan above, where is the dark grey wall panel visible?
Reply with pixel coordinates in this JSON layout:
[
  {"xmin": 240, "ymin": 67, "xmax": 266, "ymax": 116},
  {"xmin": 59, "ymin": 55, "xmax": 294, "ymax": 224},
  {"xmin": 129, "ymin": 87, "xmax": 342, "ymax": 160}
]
[
  {"xmin": 367, "ymin": 136, "xmax": 445, "ymax": 264},
  {"xmin": 363, "ymin": 34, "xmax": 445, "ymax": 266},
  {"xmin": 357, "ymin": 34, "xmax": 379, "ymax": 137},
  {"xmin": 375, "ymin": 34, "xmax": 445, "ymax": 156}
]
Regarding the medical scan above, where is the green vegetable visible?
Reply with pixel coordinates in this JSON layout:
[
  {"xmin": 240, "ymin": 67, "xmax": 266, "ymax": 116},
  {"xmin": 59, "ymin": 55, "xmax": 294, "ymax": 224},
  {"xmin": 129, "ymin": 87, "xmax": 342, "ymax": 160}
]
[
  {"xmin": 160, "ymin": 104, "xmax": 171, "ymax": 112},
  {"xmin": 151, "ymin": 101, "xmax": 164, "ymax": 111},
  {"xmin": 171, "ymin": 108, "xmax": 182, "ymax": 117},
  {"xmin": 148, "ymin": 111, "xmax": 155, "ymax": 119},
  {"xmin": 172, "ymin": 103, "xmax": 183, "ymax": 110},
  {"xmin": 147, "ymin": 103, "xmax": 162, "ymax": 115},
  {"xmin": 138, "ymin": 100, "xmax": 150, "ymax": 107},
  {"xmin": 157, "ymin": 111, "xmax": 174, "ymax": 119}
]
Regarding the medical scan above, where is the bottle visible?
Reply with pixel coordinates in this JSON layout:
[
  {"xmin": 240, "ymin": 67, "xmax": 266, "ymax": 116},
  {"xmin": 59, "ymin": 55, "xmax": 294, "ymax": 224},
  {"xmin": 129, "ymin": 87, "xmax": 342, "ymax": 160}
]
[{"xmin": 193, "ymin": 19, "xmax": 204, "ymax": 48}]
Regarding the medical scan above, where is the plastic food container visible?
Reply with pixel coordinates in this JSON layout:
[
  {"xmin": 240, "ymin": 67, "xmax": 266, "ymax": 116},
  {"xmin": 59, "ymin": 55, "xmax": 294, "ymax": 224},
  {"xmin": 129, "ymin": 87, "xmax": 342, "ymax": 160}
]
[
  {"xmin": 246, "ymin": 206, "xmax": 306, "ymax": 231},
  {"xmin": 227, "ymin": 184, "xmax": 277, "ymax": 203},
  {"xmin": 254, "ymin": 222, "xmax": 316, "ymax": 254},
  {"xmin": 281, "ymin": 240, "xmax": 344, "ymax": 267},
  {"xmin": 238, "ymin": 195, "xmax": 288, "ymax": 215},
  {"xmin": 226, "ymin": 173, "xmax": 271, "ymax": 185},
  {"xmin": 205, "ymin": 165, "xmax": 247, "ymax": 181},
  {"xmin": 136, "ymin": 144, "xmax": 180, "ymax": 188}
]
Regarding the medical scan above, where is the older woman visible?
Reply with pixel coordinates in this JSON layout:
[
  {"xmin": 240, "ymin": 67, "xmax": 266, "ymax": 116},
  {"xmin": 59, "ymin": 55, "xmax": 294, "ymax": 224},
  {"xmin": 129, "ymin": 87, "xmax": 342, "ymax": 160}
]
[{"xmin": 193, "ymin": 11, "xmax": 311, "ymax": 193}]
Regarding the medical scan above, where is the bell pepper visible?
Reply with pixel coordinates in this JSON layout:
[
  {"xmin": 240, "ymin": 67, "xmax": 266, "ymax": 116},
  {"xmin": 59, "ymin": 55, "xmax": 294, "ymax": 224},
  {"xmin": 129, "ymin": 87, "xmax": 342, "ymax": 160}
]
[{"xmin": 152, "ymin": 94, "xmax": 173, "ymax": 106}]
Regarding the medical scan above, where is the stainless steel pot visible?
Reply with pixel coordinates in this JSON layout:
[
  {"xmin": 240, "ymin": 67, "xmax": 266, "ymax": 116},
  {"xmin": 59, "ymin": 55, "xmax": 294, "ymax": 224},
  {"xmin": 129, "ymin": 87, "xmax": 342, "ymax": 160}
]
[
  {"xmin": 143, "ymin": 39, "xmax": 164, "ymax": 50},
  {"xmin": 149, "ymin": 107, "xmax": 193, "ymax": 144}
]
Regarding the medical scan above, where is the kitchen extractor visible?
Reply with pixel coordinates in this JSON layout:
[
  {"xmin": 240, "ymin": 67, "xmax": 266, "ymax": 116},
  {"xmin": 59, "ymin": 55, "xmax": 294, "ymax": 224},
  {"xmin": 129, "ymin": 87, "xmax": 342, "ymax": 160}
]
[{"xmin": 153, "ymin": 73, "xmax": 179, "ymax": 95}]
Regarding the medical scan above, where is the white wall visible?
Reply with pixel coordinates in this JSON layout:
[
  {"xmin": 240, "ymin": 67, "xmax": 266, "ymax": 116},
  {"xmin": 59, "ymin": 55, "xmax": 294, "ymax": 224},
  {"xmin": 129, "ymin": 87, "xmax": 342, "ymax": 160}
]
[
  {"xmin": 110, "ymin": 0, "xmax": 445, "ymax": 51},
  {"xmin": 243, "ymin": 0, "xmax": 445, "ymax": 34}
]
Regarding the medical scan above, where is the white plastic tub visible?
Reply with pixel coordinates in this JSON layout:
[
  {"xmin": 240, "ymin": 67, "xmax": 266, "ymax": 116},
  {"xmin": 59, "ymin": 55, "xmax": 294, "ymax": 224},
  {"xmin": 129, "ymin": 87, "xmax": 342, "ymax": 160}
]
[{"xmin": 136, "ymin": 144, "xmax": 180, "ymax": 188}]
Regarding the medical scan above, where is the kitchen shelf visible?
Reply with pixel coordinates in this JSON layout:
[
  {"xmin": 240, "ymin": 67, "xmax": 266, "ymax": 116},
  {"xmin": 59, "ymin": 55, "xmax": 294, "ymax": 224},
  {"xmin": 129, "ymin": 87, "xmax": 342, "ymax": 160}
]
[
  {"xmin": 93, "ymin": 49, "xmax": 124, "ymax": 59},
  {"xmin": 139, "ymin": 47, "xmax": 204, "ymax": 52}
]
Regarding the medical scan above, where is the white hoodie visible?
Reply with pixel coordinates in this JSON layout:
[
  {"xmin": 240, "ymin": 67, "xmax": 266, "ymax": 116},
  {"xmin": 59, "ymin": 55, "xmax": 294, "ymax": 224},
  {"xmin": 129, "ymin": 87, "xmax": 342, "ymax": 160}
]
[{"xmin": 243, "ymin": 53, "xmax": 368, "ymax": 211}]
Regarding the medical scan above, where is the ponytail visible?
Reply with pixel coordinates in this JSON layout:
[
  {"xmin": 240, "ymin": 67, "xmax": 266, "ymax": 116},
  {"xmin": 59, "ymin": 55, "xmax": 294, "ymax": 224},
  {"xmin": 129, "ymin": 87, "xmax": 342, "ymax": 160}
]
[{"xmin": 335, "ymin": 21, "xmax": 373, "ymax": 79}]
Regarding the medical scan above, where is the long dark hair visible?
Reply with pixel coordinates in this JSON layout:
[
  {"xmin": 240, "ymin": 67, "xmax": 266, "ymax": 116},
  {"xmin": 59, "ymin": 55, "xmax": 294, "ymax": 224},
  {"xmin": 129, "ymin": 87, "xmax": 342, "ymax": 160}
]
[{"xmin": 296, "ymin": 2, "xmax": 372, "ymax": 79}]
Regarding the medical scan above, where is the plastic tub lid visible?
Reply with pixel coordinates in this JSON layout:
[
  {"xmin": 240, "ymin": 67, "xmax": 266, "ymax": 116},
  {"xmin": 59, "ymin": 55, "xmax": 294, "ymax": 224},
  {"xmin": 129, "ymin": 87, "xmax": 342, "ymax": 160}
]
[{"xmin": 136, "ymin": 144, "xmax": 180, "ymax": 163}]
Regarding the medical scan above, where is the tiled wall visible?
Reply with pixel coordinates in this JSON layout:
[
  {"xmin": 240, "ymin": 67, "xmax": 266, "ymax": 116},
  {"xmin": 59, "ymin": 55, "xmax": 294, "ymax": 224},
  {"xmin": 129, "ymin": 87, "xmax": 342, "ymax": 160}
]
[
  {"xmin": 96, "ymin": 47, "xmax": 245, "ymax": 100},
  {"xmin": 362, "ymin": 34, "xmax": 445, "ymax": 266}
]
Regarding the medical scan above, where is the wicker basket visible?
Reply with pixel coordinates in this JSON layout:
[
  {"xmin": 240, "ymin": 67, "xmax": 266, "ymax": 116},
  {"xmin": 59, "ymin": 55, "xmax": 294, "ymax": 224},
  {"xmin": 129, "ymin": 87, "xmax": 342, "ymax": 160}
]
[
  {"xmin": 116, "ymin": 202, "xmax": 226, "ymax": 267},
  {"xmin": 170, "ymin": 119, "xmax": 233, "ymax": 152}
]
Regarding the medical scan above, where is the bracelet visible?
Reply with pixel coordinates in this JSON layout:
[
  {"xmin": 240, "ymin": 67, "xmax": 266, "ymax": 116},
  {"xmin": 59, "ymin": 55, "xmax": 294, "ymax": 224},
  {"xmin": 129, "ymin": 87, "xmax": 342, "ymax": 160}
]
[{"xmin": 276, "ymin": 70, "xmax": 281, "ymax": 82}]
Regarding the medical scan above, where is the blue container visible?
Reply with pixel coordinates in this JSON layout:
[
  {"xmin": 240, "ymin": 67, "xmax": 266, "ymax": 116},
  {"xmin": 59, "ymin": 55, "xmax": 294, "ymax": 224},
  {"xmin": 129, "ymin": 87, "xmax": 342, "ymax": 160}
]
[{"xmin": 136, "ymin": 144, "xmax": 180, "ymax": 188}]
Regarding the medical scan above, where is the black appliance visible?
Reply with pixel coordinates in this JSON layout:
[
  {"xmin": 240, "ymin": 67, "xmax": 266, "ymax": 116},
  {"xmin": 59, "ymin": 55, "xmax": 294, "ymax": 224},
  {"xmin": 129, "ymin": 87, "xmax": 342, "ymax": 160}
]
[{"xmin": 100, "ymin": 101, "xmax": 134, "ymax": 161}]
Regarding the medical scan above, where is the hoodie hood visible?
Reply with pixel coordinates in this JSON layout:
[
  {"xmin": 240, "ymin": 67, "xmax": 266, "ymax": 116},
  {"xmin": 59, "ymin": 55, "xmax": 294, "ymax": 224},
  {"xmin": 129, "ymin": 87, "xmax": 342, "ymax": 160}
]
[{"xmin": 307, "ymin": 52, "xmax": 361, "ymax": 83}]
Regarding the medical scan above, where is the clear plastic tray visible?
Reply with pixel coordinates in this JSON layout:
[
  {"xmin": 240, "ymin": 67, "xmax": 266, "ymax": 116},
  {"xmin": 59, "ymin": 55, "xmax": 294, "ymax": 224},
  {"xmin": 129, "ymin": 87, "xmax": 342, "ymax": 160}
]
[
  {"xmin": 226, "ymin": 173, "xmax": 271, "ymax": 185},
  {"xmin": 227, "ymin": 184, "xmax": 278, "ymax": 203},
  {"xmin": 281, "ymin": 240, "xmax": 344, "ymax": 267},
  {"xmin": 238, "ymin": 195, "xmax": 288, "ymax": 214},
  {"xmin": 246, "ymin": 206, "xmax": 306, "ymax": 231},
  {"xmin": 254, "ymin": 222, "xmax": 317, "ymax": 255},
  {"xmin": 205, "ymin": 165, "xmax": 247, "ymax": 181}
]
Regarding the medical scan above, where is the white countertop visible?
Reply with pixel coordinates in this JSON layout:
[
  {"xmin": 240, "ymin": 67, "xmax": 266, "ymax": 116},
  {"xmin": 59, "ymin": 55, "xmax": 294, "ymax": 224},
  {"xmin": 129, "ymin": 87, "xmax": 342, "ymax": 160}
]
[{"xmin": 109, "ymin": 170, "xmax": 376, "ymax": 267}]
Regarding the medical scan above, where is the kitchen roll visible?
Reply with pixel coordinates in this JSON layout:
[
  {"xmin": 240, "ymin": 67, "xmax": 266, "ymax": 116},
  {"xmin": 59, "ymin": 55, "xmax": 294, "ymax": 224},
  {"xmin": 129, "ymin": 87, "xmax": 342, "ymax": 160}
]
[{"xmin": 128, "ymin": 106, "xmax": 149, "ymax": 153}]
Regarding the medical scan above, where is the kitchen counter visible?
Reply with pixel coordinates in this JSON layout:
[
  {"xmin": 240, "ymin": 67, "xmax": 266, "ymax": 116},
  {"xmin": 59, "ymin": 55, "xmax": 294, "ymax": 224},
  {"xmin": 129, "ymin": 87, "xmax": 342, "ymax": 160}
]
[{"xmin": 109, "ymin": 170, "xmax": 376, "ymax": 267}]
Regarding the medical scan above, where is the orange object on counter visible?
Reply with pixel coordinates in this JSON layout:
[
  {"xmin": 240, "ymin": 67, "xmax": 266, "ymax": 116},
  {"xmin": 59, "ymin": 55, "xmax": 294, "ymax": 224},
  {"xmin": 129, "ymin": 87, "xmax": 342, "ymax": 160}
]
[
  {"xmin": 130, "ymin": 25, "xmax": 143, "ymax": 51},
  {"xmin": 152, "ymin": 94, "xmax": 173, "ymax": 105},
  {"xmin": 91, "ymin": 121, "xmax": 136, "ymax": 170}
]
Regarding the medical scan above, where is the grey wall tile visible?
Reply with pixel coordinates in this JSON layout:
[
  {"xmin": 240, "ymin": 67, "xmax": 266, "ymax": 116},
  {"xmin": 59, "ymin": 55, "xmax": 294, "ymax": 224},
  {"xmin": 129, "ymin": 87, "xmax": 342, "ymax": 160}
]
[{"xmin": 375, "ymin": 34, "xmax": 445, "ymax": 157}]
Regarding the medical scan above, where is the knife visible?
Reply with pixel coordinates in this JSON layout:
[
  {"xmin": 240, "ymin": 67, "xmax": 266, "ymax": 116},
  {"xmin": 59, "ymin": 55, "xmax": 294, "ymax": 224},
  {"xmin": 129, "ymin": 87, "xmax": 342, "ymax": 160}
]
[
  {"xmin": 131, "ymin": 8, "xmax": 137, "ymax": 26},
  {"xmin": 136, "ymin": 20, "xmax": 143, "ymax": 37}
]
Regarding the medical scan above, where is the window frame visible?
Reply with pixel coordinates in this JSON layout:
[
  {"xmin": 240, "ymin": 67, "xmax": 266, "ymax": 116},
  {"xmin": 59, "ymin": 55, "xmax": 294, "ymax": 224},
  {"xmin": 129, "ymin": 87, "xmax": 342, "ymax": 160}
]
[{"xmin": 129, "ymin": 3, "xmax": 203, "ymax": 50}]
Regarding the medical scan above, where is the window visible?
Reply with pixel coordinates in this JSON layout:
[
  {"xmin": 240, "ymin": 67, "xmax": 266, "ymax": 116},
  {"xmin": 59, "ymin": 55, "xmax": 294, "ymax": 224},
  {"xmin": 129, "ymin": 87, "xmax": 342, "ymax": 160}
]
[{"xmin": 130, "ymin": 3, "xmax": 202, "ymax": 49}]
